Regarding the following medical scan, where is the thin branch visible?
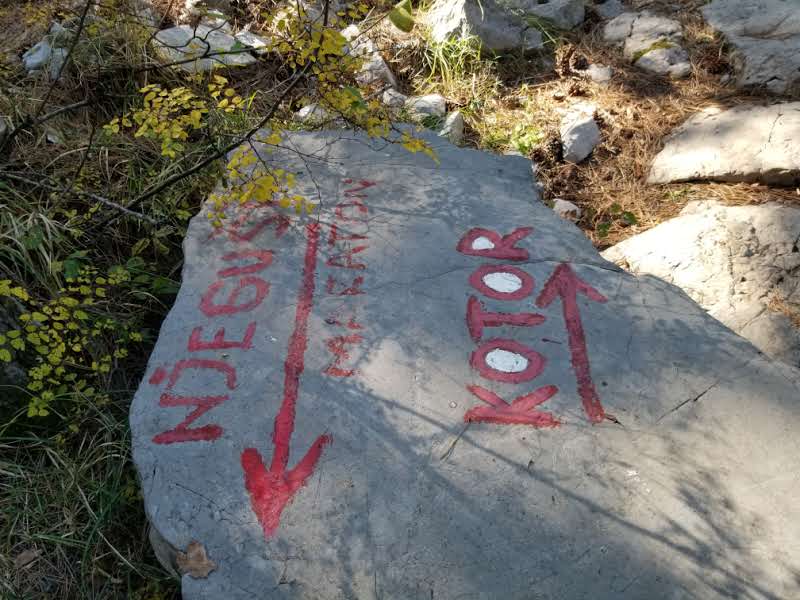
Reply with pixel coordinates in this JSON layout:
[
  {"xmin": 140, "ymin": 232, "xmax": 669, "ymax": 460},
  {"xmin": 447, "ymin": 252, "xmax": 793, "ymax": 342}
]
[
  {"xmin": 101, "ymin": 66, "xmax": 309, "ymax": 224},
  {"xmin": 34, "ymin": 0, "xmax": 94, "ymax": 121},
  {"xmin": 36, "ymin": 99, "xmax": 92, "ymax": 127},
  {"xmin": 2, "ymin": 173, "xmax": 159, "ymax": 224},
  {"xmin": 0, "ymin": 0, "xmax": 94, "ymax": 155}
]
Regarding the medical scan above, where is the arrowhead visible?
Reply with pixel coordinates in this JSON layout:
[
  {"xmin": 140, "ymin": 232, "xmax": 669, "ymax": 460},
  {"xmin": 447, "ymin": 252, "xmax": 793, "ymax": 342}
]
[
  {"xmin": 241, "ymin": 434, "xmax": 331, "ymax": 538},
  {"xmin": 536, "ymin": 263, "xmax": 607, "ymax": 309}
]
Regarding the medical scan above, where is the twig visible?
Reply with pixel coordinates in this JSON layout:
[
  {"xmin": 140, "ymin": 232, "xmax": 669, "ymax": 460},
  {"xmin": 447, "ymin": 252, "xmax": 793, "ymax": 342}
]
[
  {"xmin": 97, "ymin": 65, "xmax": 310, "ymax": 227},
  {"xmin": 2, "ymin": 173, "xmax": 159, "ymax": 224},
  {"xmin": 36, "ymin": 100, "xmax": 92, "ymax": 127},
  {"xmin": 34, "ymin": 0, "xmax": 94, "ymax": 121},
  {"xmin": 0, "ymin": 0, "xmax": 94, "ymax": 155}
]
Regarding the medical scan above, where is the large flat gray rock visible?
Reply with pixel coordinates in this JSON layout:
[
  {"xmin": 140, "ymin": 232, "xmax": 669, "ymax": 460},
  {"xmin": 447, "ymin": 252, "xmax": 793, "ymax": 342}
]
[
  {"xmin": 604, "ymin": 11, "xmax": 691, "ymax": 78},
  {"xmin": 702, "ymin": 0, "xmax": 800, "ymax": 95},
  {"xmin": 649, "ymin": 102, "xmax": 800, "ymax": 185},
  {"xmin": 603, "ymin": 200, "xmax": 800, "ymax": 368},
  {"xmin": 424, "ymin": 0, "xmax": 584, "ymax": 52},
  {"xmin": 131, "ymin": 130, "xmax": 800, "ymax": 599},
  {"xmin": 154, "ymin": 24, "xmax": 256, "ymax": 72}
]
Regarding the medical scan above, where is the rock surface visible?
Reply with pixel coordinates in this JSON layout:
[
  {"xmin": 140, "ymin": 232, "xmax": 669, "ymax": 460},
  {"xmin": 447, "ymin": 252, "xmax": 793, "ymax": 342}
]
[
  {"xmin": 560, "ymin": 103, "xmax": 601, "ymax": 163},
  {"xmin": 405, "ymin": 94, "xmax": 447, "ymax": 119},
  {"xmin": 131, "ymin": 129, "xmax": 800, "ymax": 600},
  {"xmin": 425, "ymin": 0, "xmax": 585, "ymax": 50},
  {"xmin": 341, "ymin": 25, "xmax": 397, "ymax": 89},
  {"xmin": 585, "ymin": 63, "xmax": 613, "ymax": 85},
  {"xmin": 438, "ymin": 110, "xmax": 465, "ymax": 145},
  {"xmin": 552, "ymin": 197, "xmax": 582, "ymax": 221},
  {"xmin": 22, "ymin": 40, "xmax": 53, "ymax": 72},
  {"xmin": 604, "ymin": 11, "xmax": 690, "ymax": 78},
  {"xmin": 702, "ymin": 0, "xmax": 800, "ymax": 95},
  {"xmin": 382, "ymin": 88, "xmax": 408, "ymax": 108},
  {"xmin": 153, "ymin": 25, "xmax": 257, "ymax": 72},
  {"xmin": 603, "ymin": 200, "xmax": 800, "ymax": 368},
  {"xmin": 590, "ymin": 0, "xmax": 625, "ymax": 20},
  {"xmin": 648, "ymin": 102, "xmax": 800, "ymax": 185},
  {"xmin": 425, "ymin": 0, "xmax": 545, "ymax": 52},
  {"xmin": 294, "ymin": 103, "xmax": 332, "ymax": 125}
]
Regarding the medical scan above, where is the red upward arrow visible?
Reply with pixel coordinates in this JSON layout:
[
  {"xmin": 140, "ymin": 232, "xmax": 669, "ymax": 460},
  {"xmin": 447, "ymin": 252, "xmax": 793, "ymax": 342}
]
[
  {"xmin": 241, "ymin": 222, "xmax": 331, "ymax": 538},
  {"xmin": 536, "ymin": 263, "xmax": 607, "ymax": 423}
]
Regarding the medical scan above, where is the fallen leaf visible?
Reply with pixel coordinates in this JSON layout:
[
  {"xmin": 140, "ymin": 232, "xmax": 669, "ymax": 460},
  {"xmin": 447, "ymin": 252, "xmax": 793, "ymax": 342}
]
[
  {"xmin": 14, "ymin": 548, "xmax": 41, "ymax": 570},
  {"xmin": 176, "ymin": 541, "xmax": 216, "ymax": 578}
]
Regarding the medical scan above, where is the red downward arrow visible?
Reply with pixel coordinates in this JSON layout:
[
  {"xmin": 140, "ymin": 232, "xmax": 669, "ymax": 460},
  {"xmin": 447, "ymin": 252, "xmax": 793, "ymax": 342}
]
[
  {"xmin": 241, "ymin": 222, "xmax": 330, "ymax": 538},
  {"xmin": 536, "ymin": 263, "xmax": 607, "ymax": 423}
]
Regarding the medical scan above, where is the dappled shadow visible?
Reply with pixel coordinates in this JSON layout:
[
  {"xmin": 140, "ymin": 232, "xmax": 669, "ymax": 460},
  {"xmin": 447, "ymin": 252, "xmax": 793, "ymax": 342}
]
[{"xmin": 137, "ymin": 130, "xmax": 800, "ymax": 599}]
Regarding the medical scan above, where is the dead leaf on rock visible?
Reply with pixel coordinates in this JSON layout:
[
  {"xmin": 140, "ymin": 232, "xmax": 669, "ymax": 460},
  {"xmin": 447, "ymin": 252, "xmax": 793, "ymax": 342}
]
[
  {"xmin": 14, "ymin": 548, "xmax": 41, "ymax": 570},
  {"xmin": 176, "ymin": 540, "xmax": 216, "ymax": 578}
]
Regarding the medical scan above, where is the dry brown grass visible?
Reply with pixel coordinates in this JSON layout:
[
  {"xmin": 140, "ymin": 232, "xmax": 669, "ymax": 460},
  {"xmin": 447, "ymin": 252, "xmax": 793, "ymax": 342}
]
[{"xmin": 376, "ymin": 1, "xmax": 800, "ymax": 248}]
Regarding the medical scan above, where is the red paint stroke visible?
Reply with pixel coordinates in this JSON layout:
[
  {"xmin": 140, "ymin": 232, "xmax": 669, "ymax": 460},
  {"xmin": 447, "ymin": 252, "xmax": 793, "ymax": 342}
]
[
  {"xmin": 153, "ymin": 393, "xmax": 228, "ymax": 444},
  {"xmin": 325, "ymin": 313, "xmax": 364, "ymax": 330},
  {"xmin": 326, "ymin": 275, "xmax": 365, "ymax": 296},
  {"xmin": 208, "ymin": 207, "xmax": 290, "ymax": 243},
  {"xmin": 335, "ymin": 199, "xmax": 368, "ymax": 221},
  {"xmin": 151, "ymin": 360, "xmax": 236, "ymax": 445},
  {"xmin": 328, "ymin": 223, "xmax": 368, "ymax": 247},
  {"xmin": 188, "ymin": 322, "xmax": 257, "ymax": 352},
  {"xmin": 148, "ymin": 366, "xmax": 168, "ymax": 385},
  {"xmin": 343, "ymin": 179, "xmax": 377, "ymax": 194},
  {"xmin": 241, "ymin": 222, "xmax": 330, "ymax": 538},
  {"xmin": 217, "ymin": 250, "xmax": 273, "ymax": 278},
  {"xmin": 536, "ymin": 263, "xmax": 607, "ymax": 424},
  {"xmin": 469, "ymin": 264, "xmax": 534, "ymax": 301},
  {"xmin": 165, "ymin": 358, "xmax": 237, "ymax": 390},
  {"xmin": 464, "ymin": 385, "xmax": 560, "ymax": 427},
  {"xmin": 471, "ymin": 338, "xmax": 546, "ymax": 384},
  {"xmin": 323, "ymin": 334, "xmax": 364, "ymax": 377},
  {"xmin": 466, "ymin": 296, "xmax": 545, "ymax": 342},
  {"xmin": 326, "ymin": 245, "xmax": 368, "ymax": 270},
  {"xmin": 457, "ymin": 227, "xmax": 533, "ymax": 261},
  {"xmin": 200, "ymin": 276, "xmax": 270, "ymax": 317}
]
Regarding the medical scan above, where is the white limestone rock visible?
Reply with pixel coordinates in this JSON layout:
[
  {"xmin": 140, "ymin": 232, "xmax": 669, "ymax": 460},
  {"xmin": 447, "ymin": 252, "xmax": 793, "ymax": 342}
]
[
  {"xmin": 590, "ymin": 0, "xmax": 625, "ymax": 20},
  {"xmin": 22, "ymin": 40, "xmax": 52, "ymax": 72},
  {"xmin": 153, "ymin": 25, "xmax": 256, "ymax": 72},
  {"xmin": 382, "ymin": 88, "xmax": 408, "ymax": 108},
  {"xmin": 438, "ymin": 110, "xmax": 465, "ymax": 145},
  {"xmin": 648, "ymin": 102, "xmax": 800, "ymax": 186},
  {"xmin": 560, "ymin": 103, "xmax": 601, "ymax": 163},
  {"xmin": 604, "ymin": 11, "xmax": 690, "ymax": 78},
  {"xmin": 702, "ymin": 0, "xmax": 800, "ymax": 95},
  {"xmin": 585, "ymin": 63, "xmax": 613, "ymax": 85},
  {"xmin": 424, "ymin": 0, "xmax": 544, "ymax": 52},
  {"xmin": 635, "ymin": 45, "xmax": 691, "ymax": 79},
  {"xmin": 341, "ymin": 25, "xmax": 397, "ymax": 89},
  {"xmin": 48, "ymin": 48, "xmax": 68, "ymax": 80},
  {"xmin": 405, "ymin": 94, "xmax": 447, "ymax": 119},
  {"xmin": 603, "ymin": 200, "xmax": 800, "ymax": 367},
  {"xmin": 552, "ymin": 198, "xmax": 582, "ymax": 221},
  {"xmin": 294, "ymin": 103, "xmax": 331, "ymax": 125},
  {"xmin": 130, "ymin": 128, "xmax": 800, "ymax": 600},
  {"xmin": 234, "ymin": 29, "xmax": 270, "ymax": 54}
]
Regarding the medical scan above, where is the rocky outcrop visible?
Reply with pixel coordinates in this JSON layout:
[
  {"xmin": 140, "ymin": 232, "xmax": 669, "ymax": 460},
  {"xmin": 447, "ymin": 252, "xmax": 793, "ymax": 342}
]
[
  {"xmin": 648, "ymin": 102, "xmax": 800, "ymax": 185},
  {"xmin": 604, "ymin": 11, "xmax": 691, "ymax": 78},
  {"xmin": 603, "ymin": 200, "xmax": 800, "ymax": 368},
  {"xmin": 424, "ymin": 0, "xmax": 585, "ymax": 53},
  {"xmin": 153, "ymin": 24, "xmax": 257, "ymax": 72},
  {"xmin": 560, "ymin": 103, "xmax": 601, "ymax": 163},
  {"xmin": 132, "ymin": 129, "xmax": 800, "ymax": 600},
  {"xmin": 702, "ymin": 0, "xmax": 800, "ymax": 95}
]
